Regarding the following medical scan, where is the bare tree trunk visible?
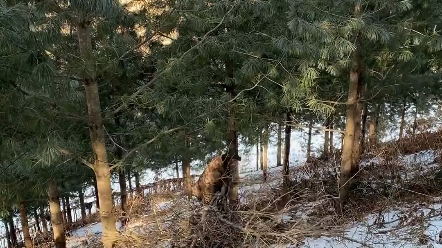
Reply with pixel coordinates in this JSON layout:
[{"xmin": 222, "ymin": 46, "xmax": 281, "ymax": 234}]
[
  {"xmin": 360, "ymin": 100, "xmax": 368, "ymax": 154},
  {"xmin": 339, "ymin": 4, "xmax": 361, "ymax": 205},
  {"xmin": 3, "ymin": 220, "xmax": 12, "ymax": 248},
  {"xmin": 77, "ymin": 20, "xmax": 118, "ymax": 247},
  {"xmin": 61, "ymin": 197, "xmax": 67, "ymax": 223},
  {"xmin": 33, "ymin": 209, "xmax": 41, "ymax": 232},
  {"xmin": 92, "ymin": 177, "xmax": 100, "ymax": 209},
  {"xmin": 412, "ymin": 105, "xmax": 418, "ymax": 136},
  {"xmin": 7, "ymin": 209, "xmax": 17, "ymax": 247},
  {"xmin": 127, "ymin": 168, "xmax": 133, "ymax": 194},
  {"xmin": 182, "ymin": 156, "xmax": 192, "ymax": 198},
  {"xmin": 399, "ymin": 99, "xmax": 407, "ymax": 140},
  {"xmin": 226, "ymin": 60, "xmax": 240, "ymax": 208},
  {"xmin": 175, "ymin": 160, "xmax": 180, "ymax": 178},
  {"xmin": 134, "ymin": 171, "xmax": 141, "ymax": 196},
  {"xmin": 40, "ymin": 208, "xmax": 49, "ymax": 239},
  {"xmin": 283, "ymin": 112, "xmax": 292, "ymax": 188},
  {"xmin": 277, "ymin": 120, "xmax": 282, "ymax": 166},
  {"xmin": 48, "ymin": 179, "xmax": 66, "ymax": 248},
  {"xmin": 262, "ymin": 125, "xmax": 269, "ymax": 181},
  {"xmin": 118, "ymin": 169, "xmax": 127, "ymax": 215},
  {"xmin": 65, "ymin": 197, "xmax": 72, "ymax": 225},
  {"xmin": 329, "ymin": 120, "xmax": 334, "ymax": 152},
  {"xmin": 351, "ymin": 80, "xmax": 364, "ymax": 173},
  {"xmin": 19, "ymin": 202, "xmax": 32, "ymax": 248},
  {"xmin": 259, "ymin": 130, "xmax": 263, "ymax": 170},
  {"xmin": 79, "ymin": 189, "xmax": 87, "ymax": 221},
  {"xmin": 307, "ymin": 119, "xmax": 313, "ymax": 160},
  {"xmin": 323, "ymin": 118, "xmax": 330, "ymax": 159},
  {"xmin": 256, "ymin": 138, "xmax": 259, "ymax": 171}
]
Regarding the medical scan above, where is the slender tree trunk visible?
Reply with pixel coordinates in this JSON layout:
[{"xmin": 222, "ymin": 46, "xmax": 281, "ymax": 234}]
[
  {"xmin": 183, "ymin": 134, "xmax": 192, "ymax": 198},
  {"xmin": 3, "ymin": 220, "xmax": 12, "ymax": 248},
  {"xmin": 329, "ymin": 120, "xmax": 334, "ymax": 152},
  {"xmin": 307, "ymin": 119, "xmax": 313, "ymax": 160},
  {"xmin": 65, "ymin": 197, "xmax": 72, "ymax": 225},
  {"xmin": 118, "ymin": 169, "xmax": 127, "ymax": 215},
  {"xmin": 226, "ymin": 60, "xmax": 240, "ymax": 207},
  {"xmin": 369, "ymin": 111, "xmax": 377, "ymax": 149},
  {"xmin": 92, "ymin": 176, "xmax": 100, "ymax": 209},
  {"xmin": 360, "ymin": 100, "xmax": 368, "ymax": 154},
  {"xmin": 323, "ymin": 118, "xmax": 330, "ymax": 159},
  {"xmin": 339, "ymin": 4, "xmax": 361, "ymax": 205},
  {"xmin": 79, "ymin": 189, "xmax": 87, "ymax": 221},
  {"xmin": 61, "ymin": 197, "xmax": 67, "ymax": 223},
  {"xmin": 127, "ymin": 168, "xmax": 133, "ymax": 195},
  {"xmin": 40, "ymin": 208, "xmax": 49, "ymax": 239},
  {"xmin": 134, "ymin": 171, "xmax": 141, "ymax": 196},
  {"xmin": 48, "ymin": 179, "xmax": 66, "ymax": 248},
  {"xmin": 7, "ymin": 209, "xmax": 17, "ymax": 247},
  {"xmin": 259, "ymin": 131, "xmax": 263, "ymax": 170},
  {"xmin": 19, "ymin": 202, "xmax": 32, "ymax": 248},
  {"xmin": 277, "ymin": 120, "xmax": 282, "ymax": 166},
  {"xmin": 351, "ymin": 80, "xmax": 364, "ymax": 173},
  {"xmin": 399, "ymin": 99, "xmax": 407, "ymax": 140},
  {"xmin": 175, "ymin": 160, "xmax": 180, "ymax": 178},
  {"xmin": 33, "ymin": 209, "xmax": 41, "ymax": 232},
  {"xmin": 256, "ymin": 139, "xmax": 259, "ymax": 171},
  {"xmin": 412, "ymin": 106, "xmax": 418, "ymax": 136},
  {"xmin": 283, "ymin": 112, "xmax": 292, "ymax": 188},
  {"xmin": 262, "ymin": 125, "xmax": 269, "ymax": 181},
  {"xmin": 77, "ymin": 20, "xmax": 118, "ymax": 247}
]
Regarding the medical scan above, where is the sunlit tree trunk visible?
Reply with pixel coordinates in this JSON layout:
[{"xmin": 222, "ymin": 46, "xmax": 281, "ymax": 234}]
[
  {"xmin": 48, "ymin": 179, "xmax": 66, "ymax": 248},
  {"xmin": 262, "ymin": 125, "xmax": 269, "ymax": 181},
  {"xmin": 77, "ymin": 20, "xmax": 118, "ymax": 247},
  {"xmin": 339, "ymin": 2, "xmax": 362, "ymax": 204},
  {"xmin": 19, "ymin": 202, "xmax": 32, "ymax": 248}
]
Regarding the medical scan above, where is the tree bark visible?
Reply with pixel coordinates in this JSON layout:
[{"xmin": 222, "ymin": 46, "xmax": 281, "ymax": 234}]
[
  {"xmin": 323, "ymin": 118, "xmax": 330, "ymax": 159},
  {"xmin": 256, "ymin": 138, "xmax": 259, "ymax": 171},
  {"xmin": 360, "ymin": 99, "xmax": 368, "ymax": 154},
  {"xmin": 92, "ymin": 176, "xmax": 100, "ymax": 209},
  {"xmin": 77, "ymin": 20, "xmax": 118, "ymax": 247},
  {"xmin": 399, "ymin": 99, "xmax": 407, "ymax": 140},
  {"xmin": 262, "ymin": 125, "xmax": 269, "ymax": 181},
  {"xmin": 33, "ymin": 209, "xmax": 41, "ymax": 232},
  {"xmin": 182, "ymin": 156, "xmax": 192, "ymax": 198},
  {"xmin": 48, "ymin": 179, "xmax": 66, "ymax": 248},
  {"xmin": 277, "ymin": 120, "xmax": 282, "ymax": 166},
  {"xmin": 339, "ymin": 3, "xmax": 361, "ymax": 204},
  {"xmin": 329, "ymin": 120, "xmax": 334, "ymax": 152},
  {"xmin": 134, "ymin": 171, "xmax": 141, "ymax": 196},
  {"xmin": 412, "ymin": 104, "xmax": 418, "ymax": 136},
  {"xmin": 175, "ymin": 160, "xmax": 180, "ymax": 178},
  {"xmin": 61, "ymin": 197, "xmax": 67, "ymax": 223},
  {"xmin": 283, "ymin": 112, "xmax": 292, "ymax": 188},
  {"xmin": 226, "ymin": 60, "xmax": 240, "ymax": 208},
  {"xmin": 7, "ymin": 209, "xmax": 17, "ymax": 247},
  {"xmin": 65, "ymin": 197, "xmax": 72, "ymax": 225},
  {"xmin": 351, "ymin": 80, "xmax": 364, "ymax": 172},
  {"xmin": 127, "ymin": 168, "xmax": 133, "ymax": 195},
  {"xmin": 307, "ymin": 119, "xmax": 313, "ymax": 160},
  {"xmin": 369, "ymin": 110, "xmax": 377, "ymax": 149},
  {"xmin": 19, "ymin": 202, "xmax": 32, "ymax": 248},
  {"xmin": 40, "ymin": 207, "xmax": 49, "ymax": 239},
  {"xmin": 118, "ymin": 168, "xmax": 127, "ymax": 214},
  {"xmin": 79, "ymin": 189, "xmax": 87, "ymax": 221},
  {"xmin": 259, "ymin": 130, "xmax": 263, "ymax": 170}
]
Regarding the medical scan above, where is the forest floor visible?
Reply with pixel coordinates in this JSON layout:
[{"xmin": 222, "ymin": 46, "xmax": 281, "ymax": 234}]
[{"xmin": 64, "ymin": 148, "xmax": 442, "ymax": 247}]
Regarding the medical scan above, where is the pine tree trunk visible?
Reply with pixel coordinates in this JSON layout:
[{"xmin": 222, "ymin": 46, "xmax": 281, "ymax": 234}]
[
  {"xmin": 323, "ymin": 119, "xmax": 330, "ymax": 159},
  {"xmin": 33, "ymin": 209, "xmax": 41, "ymax": 232},
  {"xmin": 61, "ymin": 197, "xmax": 67, "ymax": 223},
  {"xmin": 3, "ymin": 220, "xmax": 12, "ymax": 248},
  {"xmin": 175, "ymin": 160, "xmax": 180, "ymax": 178},
  {"xmin": 262, "ymin": 125, "xmax": 269, "ymax": 181},
  {"xmin": 225, "ymin": 60, "xmax": 240, "ymax": 208},
  {"xmin": 307, "ymin": 119, "xmax": 313, "ymax": 160},
  {"xmin": 277, "ymin": 120, "xmax": 282, "ymax": 166},
  {"xmin": 127, "ymin": 168, "xmax": 133, "ymax": 195},
  {"xmin": 118, "ymin": 169, "xmax": 127, "ymax": 214},
  {"xmin": 48, "ymin": 179, "xmax": 66, "ymax": 248},
  {"xmin": 7, "ymin": 209, "xmax": 17, "ymax": 247},
  {"xmin": 183, "ymin": 134, "xmax": 192, "ymax": 198},
  {"xmin": 40, "ymin": 208, "xmax": 49, "ymax": 239},
  {"xmin": 351, "ymin": 80, "xmax": 364, "ymax": 173},
  {"xmin": 339, "ymin": 6, "xmax": 361, "ymax": 204},
  {"xmin": 283, "ymin": 112, "xmax": 292, "ymax": 188},
  {"xmin": 329, "ymin": 120, "xmax": 334, "ymax": 152},
  {"xmin": 66, "ymin": 197, "xmax": 72, "ymax": 225},
  {"xmin": 399, "ymin": 99, "xmax": 407, "ymax": 140},
  {"xmin": 134, "ymin": 171, "xmax": 141, "ymax": 196},
  {"xmin": 412, "ymin": 106, "xmax": 418, "ymax": 136},
  {"xmin": 79, "ymin": 189, "xmax": 87, "ymax": 221},
  {"xmin": 92, "ymin": 176, "xmax": 100, "ymax": 209},
  {"xmin": 360, "ymin": 99, "xmax": 368, "ymax": 154},
  {"xmin": 256, "ymin": 139, "xmax": 259, "ymax": 171},
  {"xmin": 259, "ymin": 130, "xmax": 263, "ymax": 170},
  {"xmin": 77, "ymin": 21, "xmax": 118, "ymax": 247},
  {"xmin": 19, "ymin": 202, "xmax": 32, "ymax": 248}
]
